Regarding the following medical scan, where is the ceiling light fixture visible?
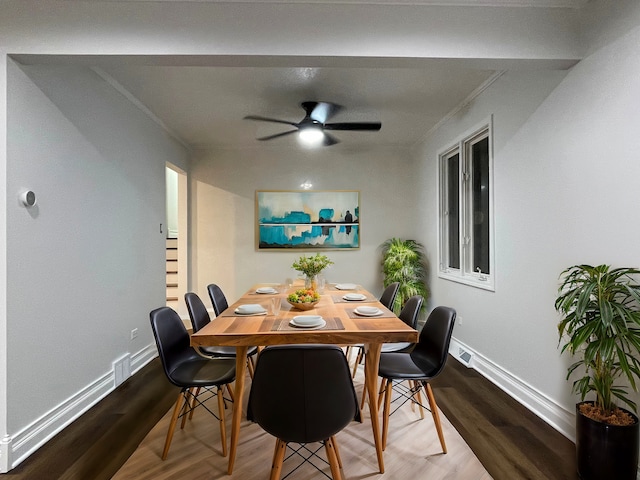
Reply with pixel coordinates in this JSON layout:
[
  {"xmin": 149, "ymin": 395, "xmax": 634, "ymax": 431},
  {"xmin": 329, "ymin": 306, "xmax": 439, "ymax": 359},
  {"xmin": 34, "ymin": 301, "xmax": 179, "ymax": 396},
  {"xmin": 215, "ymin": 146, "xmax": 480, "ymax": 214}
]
[
  {"xmin": 300, "ymin": 180, "xmax": 313, "ymax": 190},
  {"xmin": 298, "ymin": 126, "xmax": 324, "ymax": 147}
]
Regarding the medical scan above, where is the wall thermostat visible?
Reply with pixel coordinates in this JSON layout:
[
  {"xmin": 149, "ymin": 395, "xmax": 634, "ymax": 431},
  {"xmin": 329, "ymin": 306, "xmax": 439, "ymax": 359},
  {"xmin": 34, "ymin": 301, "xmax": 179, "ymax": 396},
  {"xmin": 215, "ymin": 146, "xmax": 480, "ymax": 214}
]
[{"xmin": 19, "ymin": 190, "xmax": 37, "ymax": 207}]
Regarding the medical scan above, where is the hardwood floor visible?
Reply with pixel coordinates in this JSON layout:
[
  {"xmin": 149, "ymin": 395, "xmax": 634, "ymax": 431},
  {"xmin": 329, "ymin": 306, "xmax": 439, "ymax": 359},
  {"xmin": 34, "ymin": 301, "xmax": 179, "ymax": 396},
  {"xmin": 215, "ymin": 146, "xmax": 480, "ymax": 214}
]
[{"xmin": 3, "ymin": 355, "xmax": 577, "ymax": 479}]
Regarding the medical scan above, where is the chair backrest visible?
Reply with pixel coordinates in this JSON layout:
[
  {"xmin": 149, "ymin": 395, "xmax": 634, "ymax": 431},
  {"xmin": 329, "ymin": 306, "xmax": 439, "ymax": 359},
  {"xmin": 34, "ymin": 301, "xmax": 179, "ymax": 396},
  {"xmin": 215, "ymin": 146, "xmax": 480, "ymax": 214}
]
[
  {"xmin": 207, "ymin": 284, "xmax": 229, "ymax": 316},
  {"xmin": 247, "ymin": 345, "xmax": 360, "ymax": 443},
  {"xmin": 412, "ymin": 306, "xmax": 456, "ymax": 378},
  {"xmin": 184, "ymin": 292, "xmax": 211, "ymax": 333},
  {"xmin": 398, "ymin": 295, "xmax": 423, "ymax": 329},
  {"xmin": 379, "ymin": 282, "xmax": 400, "ymax": 310},
  {"xmin": 149, "ymin": 306, "xmax": 199, "ymax": 386}
]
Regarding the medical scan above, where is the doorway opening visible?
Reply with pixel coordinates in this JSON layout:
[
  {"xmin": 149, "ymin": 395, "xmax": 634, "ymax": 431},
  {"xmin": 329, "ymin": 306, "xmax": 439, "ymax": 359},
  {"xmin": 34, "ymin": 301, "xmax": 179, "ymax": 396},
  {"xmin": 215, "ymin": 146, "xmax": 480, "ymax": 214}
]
[{"xmin": 166, "ymin": 164, "xmax": 188, "ymax": 317}]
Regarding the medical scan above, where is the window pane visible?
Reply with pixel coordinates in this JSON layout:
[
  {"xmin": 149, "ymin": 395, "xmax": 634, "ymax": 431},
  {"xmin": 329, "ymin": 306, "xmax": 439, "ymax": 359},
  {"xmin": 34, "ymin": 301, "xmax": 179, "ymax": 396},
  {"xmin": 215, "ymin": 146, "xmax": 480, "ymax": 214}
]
[
  {"xmin": 472, "ymin": 137, "xmax": 489, "ymax": 274},
  {"xmin": 447, "ymin": 154, "xmax": 460, "ymax": 269}
]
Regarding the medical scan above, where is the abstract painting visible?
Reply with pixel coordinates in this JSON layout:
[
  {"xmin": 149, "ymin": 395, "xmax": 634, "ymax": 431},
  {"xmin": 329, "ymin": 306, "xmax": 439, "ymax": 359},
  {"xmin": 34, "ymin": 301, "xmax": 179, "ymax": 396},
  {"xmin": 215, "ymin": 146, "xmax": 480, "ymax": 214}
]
[{"xmin": 256, "ymin": 190, "xmax": 360, "ymax": 249}]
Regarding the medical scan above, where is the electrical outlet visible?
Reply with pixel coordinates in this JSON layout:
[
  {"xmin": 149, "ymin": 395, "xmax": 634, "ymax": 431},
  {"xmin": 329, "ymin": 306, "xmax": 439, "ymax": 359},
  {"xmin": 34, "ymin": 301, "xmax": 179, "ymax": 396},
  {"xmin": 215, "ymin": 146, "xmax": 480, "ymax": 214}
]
[
  {"xmin": 113, "ymin": 354, "xmax": 132, "ymax": 387},
  {"xmin": 130, "ymin": 328, "xmax": 138, "ymax": 340},
  {"xmin": 458, "ymin": 315, "xmax": 463, "ymax": 326}
]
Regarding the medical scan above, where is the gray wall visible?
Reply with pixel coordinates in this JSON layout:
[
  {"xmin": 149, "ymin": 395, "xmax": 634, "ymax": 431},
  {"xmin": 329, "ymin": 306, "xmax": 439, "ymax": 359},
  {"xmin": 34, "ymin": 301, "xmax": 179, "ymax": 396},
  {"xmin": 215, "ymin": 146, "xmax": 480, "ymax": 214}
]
[
  {"xmin": 413, "ymin": 21, "xmax": 640, "ymax": 438},
  {"xmin": 5, "ymin": 61, "xmax": 189, "ymax": 463},
  {"xmin": 189, "ymin": 145, "xmax": 417, "ymax": 303}
]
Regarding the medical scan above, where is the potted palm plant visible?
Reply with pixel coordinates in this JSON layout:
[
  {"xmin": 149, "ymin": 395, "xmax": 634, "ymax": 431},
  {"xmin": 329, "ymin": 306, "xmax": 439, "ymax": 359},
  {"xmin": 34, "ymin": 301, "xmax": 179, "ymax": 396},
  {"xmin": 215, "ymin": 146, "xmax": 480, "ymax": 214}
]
[
  {"xmin": 380, "ymin": 238, "xmax": 428, "ymax": 314},
  {"xmin": 555, "ymin": 264, "xmax": 640, "ymax": 480}
]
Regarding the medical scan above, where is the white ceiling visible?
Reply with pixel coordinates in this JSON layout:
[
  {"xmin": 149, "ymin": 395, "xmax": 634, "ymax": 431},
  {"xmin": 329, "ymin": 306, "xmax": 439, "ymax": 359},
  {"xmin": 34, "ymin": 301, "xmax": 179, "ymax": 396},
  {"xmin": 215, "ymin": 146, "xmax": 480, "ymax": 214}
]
[
  {"xmin": 66, "ymin": 0, "xmax": 585, "ymax": 151},
  {"xmin": 97, "ymin": 63, "xmax": 498, "ymax": 150}
]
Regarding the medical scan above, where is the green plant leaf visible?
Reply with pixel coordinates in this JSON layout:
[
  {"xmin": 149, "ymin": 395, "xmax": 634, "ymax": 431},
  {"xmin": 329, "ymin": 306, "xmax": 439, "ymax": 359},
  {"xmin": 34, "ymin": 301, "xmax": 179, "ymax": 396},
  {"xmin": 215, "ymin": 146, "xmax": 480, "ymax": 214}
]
[{"xmin": 556, "ymin": 264, "xmax": 640, "ymax": 415}]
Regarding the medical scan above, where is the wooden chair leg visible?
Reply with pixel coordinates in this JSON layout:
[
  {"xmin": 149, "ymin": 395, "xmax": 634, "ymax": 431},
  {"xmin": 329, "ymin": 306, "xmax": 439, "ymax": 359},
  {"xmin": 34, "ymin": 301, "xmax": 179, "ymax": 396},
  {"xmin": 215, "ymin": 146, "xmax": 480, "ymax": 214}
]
[
  {"xmin": 247, "ymin": 356, "xmax": 255, "ymax": 379},
  {"xmin": 382, "ymin": 380, "xmax": 392, "ymax": 451},
  {"xmin": 162, "ymin": 393, "xmax": 186, "ymax": 460},
  {"xmin": 270, "ymin": 439, "xmax": 287, "ymax": 480},
  {"xmin": 414, "ymin": 381, "xmax": 425, "ymax": 419},
  {"xmin": 425, "ymin": 382, "xmax": 447, "ymax": 454},
  {"xmin": 359, "ymin": 365, "xmax": 368, "ymax": 410},
  {"xmin": 331, "ymin": 435, "xmax": 343, "ymax": 468},
  {"xmin": 325, "ymin": 437, "xmax": 343, "ymax": 480},
  {"xmin": 377, "ymin": 378, "xmax": 387, "ymax": 410},
  {"xmin": 352, "ymin": 347, "xmax": 363, "ymax": 378},
  {"xmin": 225, "ymin": 383, "xmax": 235, "ymax": 403},
  {"xmin": 217, "ymin": 385, "xmax": 228, "ymax": 457},
  {"xmin": 181, "ymin": 389, "xmax": 194, "ymax": 428},
  {"xmin": 345, "ymin": 345, "xmax": 353, "ymax": 363},
  {"xmin": 188, "ymin": 387, "xmax": 201, "ymax": 421}
]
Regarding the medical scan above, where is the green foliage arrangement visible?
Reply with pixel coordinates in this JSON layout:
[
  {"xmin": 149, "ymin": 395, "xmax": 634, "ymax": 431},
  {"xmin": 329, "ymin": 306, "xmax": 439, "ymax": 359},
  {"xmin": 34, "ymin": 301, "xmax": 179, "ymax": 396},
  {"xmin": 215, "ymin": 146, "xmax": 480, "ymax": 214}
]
[
  {"xmin": 556, "ymin": 264, "xmax": 640, "ymax": 416},
  {"xmin": 292, "ymin": 253, "xmax": 334, "ymax": 278},
  {"xmin": 381, "ymin": 238, "xmax": 429, "ymax": 314}
]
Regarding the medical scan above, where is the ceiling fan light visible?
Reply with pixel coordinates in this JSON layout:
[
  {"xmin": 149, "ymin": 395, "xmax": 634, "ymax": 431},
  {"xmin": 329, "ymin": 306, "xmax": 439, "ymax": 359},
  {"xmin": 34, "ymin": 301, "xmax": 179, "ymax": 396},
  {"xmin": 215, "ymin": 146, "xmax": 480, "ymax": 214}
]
[{"xmin": 298, "ymin": 126, "xmax": 325, "ymax": 147}]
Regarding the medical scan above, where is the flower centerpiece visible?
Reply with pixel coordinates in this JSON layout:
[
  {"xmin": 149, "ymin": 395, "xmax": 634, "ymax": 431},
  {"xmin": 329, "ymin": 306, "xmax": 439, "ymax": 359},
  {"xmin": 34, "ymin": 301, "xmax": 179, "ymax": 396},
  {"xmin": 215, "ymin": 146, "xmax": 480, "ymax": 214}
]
[
  {"xmin": 292, "ymin": 253, "xmax": 334, "ymax": 289},
  {"xmin": 287, "ymin": 288, "xmax": 321, "ymax": 310}
]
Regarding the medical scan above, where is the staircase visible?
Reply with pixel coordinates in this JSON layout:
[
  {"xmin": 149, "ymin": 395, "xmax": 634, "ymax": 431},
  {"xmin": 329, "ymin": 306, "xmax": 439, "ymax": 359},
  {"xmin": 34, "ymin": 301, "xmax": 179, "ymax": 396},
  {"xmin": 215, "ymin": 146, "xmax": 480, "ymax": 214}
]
[{"xmin": 166, "ymin": 238, "xmax": 179, "ymax": 311}]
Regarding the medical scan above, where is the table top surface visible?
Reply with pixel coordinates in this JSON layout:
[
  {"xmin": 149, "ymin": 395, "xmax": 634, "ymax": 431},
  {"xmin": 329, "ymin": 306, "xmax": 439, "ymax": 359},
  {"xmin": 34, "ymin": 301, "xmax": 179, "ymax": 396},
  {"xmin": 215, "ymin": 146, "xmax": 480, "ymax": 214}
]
[{"xmin": 190, "ymin": 283, "xmax": 418, "ymax": 347}]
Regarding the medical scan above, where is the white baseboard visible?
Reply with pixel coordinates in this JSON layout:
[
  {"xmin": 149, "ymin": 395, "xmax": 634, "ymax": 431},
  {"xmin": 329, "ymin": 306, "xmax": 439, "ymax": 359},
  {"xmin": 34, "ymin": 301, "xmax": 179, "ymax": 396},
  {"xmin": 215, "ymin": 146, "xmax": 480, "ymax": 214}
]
[
  {"xmin": 1, "ymin": 343, "xmax": 157, "ymax": 473},
  {"xmin": 449, "ymin": 337, "xmax": 576, "ymax": 442}
]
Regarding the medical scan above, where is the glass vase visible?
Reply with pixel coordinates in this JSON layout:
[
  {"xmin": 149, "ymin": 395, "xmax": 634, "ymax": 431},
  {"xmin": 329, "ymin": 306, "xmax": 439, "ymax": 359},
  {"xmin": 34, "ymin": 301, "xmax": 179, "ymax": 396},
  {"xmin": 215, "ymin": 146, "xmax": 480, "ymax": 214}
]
[{"xmin": 304, "ymin": 275, "xmax": 317, "ymax": 290}]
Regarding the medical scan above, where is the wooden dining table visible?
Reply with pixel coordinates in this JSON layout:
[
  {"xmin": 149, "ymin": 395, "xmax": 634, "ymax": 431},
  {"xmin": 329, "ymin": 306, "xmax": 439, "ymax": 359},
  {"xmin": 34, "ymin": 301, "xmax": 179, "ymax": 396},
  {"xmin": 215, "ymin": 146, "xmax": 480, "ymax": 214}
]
[{"xmin": 190, "ymin": 282, "xmax": 418, "ymax": 475}]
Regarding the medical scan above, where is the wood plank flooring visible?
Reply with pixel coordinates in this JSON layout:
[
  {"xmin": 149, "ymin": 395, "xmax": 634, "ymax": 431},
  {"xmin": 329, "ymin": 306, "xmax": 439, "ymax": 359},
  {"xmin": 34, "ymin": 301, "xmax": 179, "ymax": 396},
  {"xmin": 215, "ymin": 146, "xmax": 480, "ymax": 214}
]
[
  {"xmin": 3, "ymin": 355, "xmax": 577, "ymax": 479},
  {"xmin": 112, "ymin": 363, "xmax": 490, "ymax": 480}
]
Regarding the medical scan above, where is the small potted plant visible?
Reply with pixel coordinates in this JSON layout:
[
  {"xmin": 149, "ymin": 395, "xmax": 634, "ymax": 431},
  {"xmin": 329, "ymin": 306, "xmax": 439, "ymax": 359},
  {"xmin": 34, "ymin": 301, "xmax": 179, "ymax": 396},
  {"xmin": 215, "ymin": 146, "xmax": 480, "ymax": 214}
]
[
  {"xmin": 555, "ymin": 264, "xmax": 640, "ymax": 480},
  {"xmin": 292, "ymin": 253, "xmax": 334, "ymax": 289}
]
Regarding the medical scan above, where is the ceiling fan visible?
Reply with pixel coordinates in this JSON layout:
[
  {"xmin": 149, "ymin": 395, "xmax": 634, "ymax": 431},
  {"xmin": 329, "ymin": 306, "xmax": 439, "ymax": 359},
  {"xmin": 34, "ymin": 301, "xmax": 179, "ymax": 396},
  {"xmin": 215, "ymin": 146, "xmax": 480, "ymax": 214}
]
[{"xmin": 243, "ymin": 101, "xmax": 381, "ymax": 146}]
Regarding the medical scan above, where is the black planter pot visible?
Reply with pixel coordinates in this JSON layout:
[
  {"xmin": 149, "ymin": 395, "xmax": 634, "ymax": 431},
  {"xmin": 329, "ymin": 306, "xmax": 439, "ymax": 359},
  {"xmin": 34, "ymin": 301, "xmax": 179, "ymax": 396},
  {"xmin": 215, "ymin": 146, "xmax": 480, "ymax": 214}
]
[{"xmin": 576, "ymin": 401, "xmax": 640, "ymax": 480}]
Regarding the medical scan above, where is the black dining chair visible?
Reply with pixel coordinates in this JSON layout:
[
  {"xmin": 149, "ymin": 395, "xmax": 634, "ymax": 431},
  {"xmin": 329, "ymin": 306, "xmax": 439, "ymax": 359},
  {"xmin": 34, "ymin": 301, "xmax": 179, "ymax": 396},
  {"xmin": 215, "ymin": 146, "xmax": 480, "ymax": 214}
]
[
  {"xmin": 207, "ymin": 283, "xmax": 229, "ymax": 317},
  {"xmin": 347, "ymin": 282, "xmax": 401, "ymax": 377},
  {"xmin": 379, "ymin": 282, "xmax": 400, "ymax": 312},
  {"xmin": 247, "ymin": 344, "xmax": 360, "ymax": 480},
  {"xmin": 377, "ymin": 306, "xmax": 456, "ymax": 452},
  {"xmin": 380, "ymin": 295, "xmax": 423, "ymax": 353},
  {"xmin": 149, "ymin": 306, "xmax": 236, "ymax": 459},
  {"xmin": 185, "ymin": 291, "xmax": 258, "ymax": 378},
  {"xmin": 358, "ymin": 295, "xmax": 424, "ymax": 409}
]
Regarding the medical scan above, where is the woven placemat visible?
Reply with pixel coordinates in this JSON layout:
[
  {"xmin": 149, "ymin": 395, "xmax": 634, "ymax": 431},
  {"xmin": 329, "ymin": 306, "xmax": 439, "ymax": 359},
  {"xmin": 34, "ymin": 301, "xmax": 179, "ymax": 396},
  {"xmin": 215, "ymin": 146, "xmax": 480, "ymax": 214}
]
[
  {"xmin": 331, "ymin": 294, "xmax": 377, "ymax": 303},
  {"xmin": 271, "ymin": 317, "xmax": 345, "ymax": 332},
  {"xmin": 346, "ymin": 308, "xmax": 396, "ymax": 319}
]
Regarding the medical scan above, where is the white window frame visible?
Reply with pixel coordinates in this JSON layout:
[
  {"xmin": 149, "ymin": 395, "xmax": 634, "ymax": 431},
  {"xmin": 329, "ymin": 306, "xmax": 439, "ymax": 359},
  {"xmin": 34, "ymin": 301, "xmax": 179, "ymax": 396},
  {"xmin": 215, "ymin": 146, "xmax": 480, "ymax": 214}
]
[{"xmin": 437, "ymin": 118, "xmax": 495, "ymax": 291}]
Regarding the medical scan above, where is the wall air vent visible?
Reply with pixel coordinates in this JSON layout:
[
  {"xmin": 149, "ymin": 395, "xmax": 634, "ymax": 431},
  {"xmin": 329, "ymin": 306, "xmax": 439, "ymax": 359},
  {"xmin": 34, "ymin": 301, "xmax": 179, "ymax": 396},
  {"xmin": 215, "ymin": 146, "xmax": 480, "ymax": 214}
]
[{"xmin": 458, "ymin": 347, "xmax": 474, "ymax": 368}]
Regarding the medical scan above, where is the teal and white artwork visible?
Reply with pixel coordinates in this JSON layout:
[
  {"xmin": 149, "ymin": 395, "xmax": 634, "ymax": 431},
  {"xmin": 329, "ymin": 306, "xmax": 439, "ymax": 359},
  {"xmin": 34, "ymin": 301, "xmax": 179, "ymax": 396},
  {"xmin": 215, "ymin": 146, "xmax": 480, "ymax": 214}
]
[{"xmin": 257, "ymin": 190, "xmax": 360, "ymax": 249}]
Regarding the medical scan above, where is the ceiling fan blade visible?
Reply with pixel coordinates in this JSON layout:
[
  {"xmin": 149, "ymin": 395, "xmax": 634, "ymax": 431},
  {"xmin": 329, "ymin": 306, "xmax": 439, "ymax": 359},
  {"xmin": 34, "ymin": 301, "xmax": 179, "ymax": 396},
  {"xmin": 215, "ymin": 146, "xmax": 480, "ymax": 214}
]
[
  {"xmin": 256, "ymin": 130, "xmax": 298, "ymax": 141},
  {"xmin": 306, "ymin": 101, "xmax": 341, "ymax": 124},
  {"xmin": 324, "ymin": 122, "xmax": 381, "ymax": 131},
  {"xmin": 322, "ymin": 132, "xmax": 340, "ymax": 146},
  {"xmin": 244, "ymin": 115, "xmax": 297, "ymax": 127}
]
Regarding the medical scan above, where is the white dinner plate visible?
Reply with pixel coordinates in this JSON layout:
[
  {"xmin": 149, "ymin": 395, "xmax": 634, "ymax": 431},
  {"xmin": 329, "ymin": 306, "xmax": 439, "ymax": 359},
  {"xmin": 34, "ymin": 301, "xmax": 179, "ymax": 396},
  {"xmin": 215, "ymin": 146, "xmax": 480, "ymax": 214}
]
[
  {"xmin": 335, "ymin": 283, "xmax": 358, "ymax": 290},
  {"xmin": 256, "ymin": 287, "xmax": 277, "ymax": 294},
  {"xmin": 234, "ymin": 309, "xmax": 267, "ymax": 316},
  {"xmin": 290, "ymin": 318, "xmax": 326, "ymax": 328},
  {"xmin": 343, "ymin": 293, "xmax": 366, "ymax": 301},
  {"xmin": 354, "ymin": 307, "xmax": 383, "ymax": 317},
  {"xmin": 235, "ymin": 304, "xmax": 267, "ymax": 315}
]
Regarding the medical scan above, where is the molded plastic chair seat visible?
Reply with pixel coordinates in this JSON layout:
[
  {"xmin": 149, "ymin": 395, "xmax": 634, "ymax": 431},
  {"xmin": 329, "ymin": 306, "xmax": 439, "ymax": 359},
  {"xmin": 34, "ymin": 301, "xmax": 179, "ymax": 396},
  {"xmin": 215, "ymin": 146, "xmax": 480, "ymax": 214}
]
[
  {"xmin": 167, "ymin": 357, "xmax": 236, "ymax": 387},
  {"xmin": 150, "ymin": 306, "xmax": 236, "ymax": 460},
  {"xmin": 247, "ymin": 344, "xmax": 359, "ymax": 480},
  {"xmin": 377, "ymin": 306, "xmax": 456, "ymax": 453},
  {"xmin": 357, "ymin": 295, "xmax": 423, "ymax": 410},
  {"xmin": 185, "ymin": 291, "xmax": 258, "ymax": 376},
  {"xmin": 207, "ymin": 283, "xmax": 229, "ymax": 316},
  {"xmin": 347, "ymin": 282, "xmax": 401, "ymax": 375}
]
